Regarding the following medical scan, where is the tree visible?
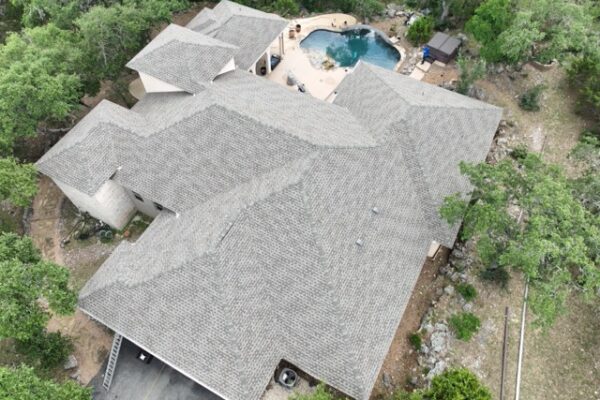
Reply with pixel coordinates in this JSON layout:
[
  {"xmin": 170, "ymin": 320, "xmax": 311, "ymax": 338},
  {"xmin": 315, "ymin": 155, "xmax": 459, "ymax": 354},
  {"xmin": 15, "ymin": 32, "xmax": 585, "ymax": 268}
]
[
  {"xmin": 10, "ymin": 0, "xmax": 100, "ymax": 28},
  {"xmin": 0, "ymin": 24, "xmax": 84, "ymax": 151},
  {"xmin": 466, "ymin": 0, "xmax": 598, "ymax": 64},
  {"xmin": 456, "ymin": 56, "xmax": 485, "ymax": 95},
  {"xmin": 465, "ymin": 0, "xmax": 511, "ymax": 62},
  {"xmin": 567, "ymin": 49, "xmax": 600, "ymax": 122},
  {"xmin": 0, "ymin": 233, "xmax": 77, "ymax": 341},
  {"xmin": 75, "ymin": 0, "xmax": 188, "ymax": 81},
  {"xmin": 273, "ymin": 0, "xmax": 300, "ymax": 16},
  {"xmin": 570, "ymin": 131, "xmax": 600, "ymax": 215},
  {"xmin": 406, "ymin": 16, "xmax": 434, "ymax": 45},
  {"xmin": 440, "ymin": 152, "xmax": 600, "ymax": 327},
  {"xmin": 0, "ymin": 158, "xmax": 37, "ymax": 207},
  {"xmin": 353, "ymin": 0, "xmax": 384, "ymax": 20},
  {"xmin": 0, "ymin": 365, "xmax": 91, "ymax": 400}
]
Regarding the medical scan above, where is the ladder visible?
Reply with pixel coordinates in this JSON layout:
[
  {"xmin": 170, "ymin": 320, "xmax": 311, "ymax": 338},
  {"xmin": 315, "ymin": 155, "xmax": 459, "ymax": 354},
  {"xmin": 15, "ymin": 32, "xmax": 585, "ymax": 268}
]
[{"xmin": 102, "ymin": 333, "xmax": 123, "ymax": 391}]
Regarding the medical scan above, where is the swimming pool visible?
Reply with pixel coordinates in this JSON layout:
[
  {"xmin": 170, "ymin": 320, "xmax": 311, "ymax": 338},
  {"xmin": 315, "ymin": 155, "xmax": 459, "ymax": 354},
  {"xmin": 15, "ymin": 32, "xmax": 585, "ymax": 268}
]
[{"xmin": 300, "ymin": 27, "xmax": 401, "ymax": 70}]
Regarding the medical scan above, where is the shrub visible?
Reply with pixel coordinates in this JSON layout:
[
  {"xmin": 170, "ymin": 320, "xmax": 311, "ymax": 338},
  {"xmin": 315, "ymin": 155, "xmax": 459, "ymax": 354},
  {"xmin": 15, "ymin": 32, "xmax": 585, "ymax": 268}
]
[
  {"xmin": 291, "ymin": 383, "xmax": 335, "ymax": 400},
  {"xmin": 0, "ymin": 365, "xmax": 91, "ymax": 400},
  {"xmin": 456, "ymin": 56, "xmax": 486, "ymax": 95},
  {"xmin": 567, "ymin": 50, "xmax": 600, "ymax": 122},
  {"xmin": 389, "ymin": 368, "xmax": 491, "ymax": 400},
  {"xmin": 429, "ymin": 368, "xmax": 492, "ymax": 399},
  {"xmin": 449, "ymin": 312, "xmax": 481, "ymax": 341},
  {"xmin": 480, "ymin": 266, "xmax": 510, "ymax": 288},
  {"xmin": 406, "ymin": 16, "xmax": 434, "ymax": 45},
  {"xmin": 16, "ymin": 331, "xmax": 73, "ymax": 370},
  {"xmin": 354, "ymin": 0, "xmax": 385, "ymax": 20},
  {"xmin": 510, "ymin": 144, "xmax": 529, "ymax": 161},
  {"xmin": 519, "ymin": 84, "xmax": 544, "ymax": 111},
  {"xmin": 408, "ymin": 333, "xmax": 422, "ymax": 350},
  {"xmin": 456, "ymin": 283, "xmax": 477, "ymax": 301},
  {"xmin": 273, "ymin": 0, "xmax": 300, "ymax": 16}
]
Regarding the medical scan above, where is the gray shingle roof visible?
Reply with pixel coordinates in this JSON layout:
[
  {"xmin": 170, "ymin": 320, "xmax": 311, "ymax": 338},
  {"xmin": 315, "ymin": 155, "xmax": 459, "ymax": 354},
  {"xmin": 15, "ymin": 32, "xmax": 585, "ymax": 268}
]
[
  {"xmin": 126, "ymin": 24, "xmax": 238, "ymax": 92},
  {"xmin": 40, "ymin": 61, "xmax": 501, "ymax": 400},
  {"xmin": 186, "ymin": 0, "xmax": 288, "ymax": 70}
]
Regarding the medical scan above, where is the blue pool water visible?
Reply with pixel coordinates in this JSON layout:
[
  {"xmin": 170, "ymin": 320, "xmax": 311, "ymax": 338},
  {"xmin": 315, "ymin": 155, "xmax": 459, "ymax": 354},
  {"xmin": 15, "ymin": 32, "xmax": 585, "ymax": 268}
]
[{"xmin": 300, "ymin": 28, "xmax": 400, "ymax": 70}]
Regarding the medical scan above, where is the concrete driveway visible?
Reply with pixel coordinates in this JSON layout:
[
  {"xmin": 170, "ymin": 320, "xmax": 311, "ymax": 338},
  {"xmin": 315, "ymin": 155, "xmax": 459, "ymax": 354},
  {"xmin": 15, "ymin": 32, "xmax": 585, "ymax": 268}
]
[{"xmin": 91, "ymin": 339, "xmax": 222, "ymax": 400}]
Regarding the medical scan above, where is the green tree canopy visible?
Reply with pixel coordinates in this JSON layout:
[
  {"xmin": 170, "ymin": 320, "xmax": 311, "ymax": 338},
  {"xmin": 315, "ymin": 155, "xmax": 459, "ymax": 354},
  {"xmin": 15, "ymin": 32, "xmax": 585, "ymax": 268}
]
[
  {"xmin": 0, "ymin": 233, "xmax": 77, "ymax": 341},
  {"xmin": 0, "ymin": 365, "xmax": 91, "ymax": 400},
  {"xmin": 440, "ymin": 152, "xmax": 600, "ymax": 327},
  {"xmin": 75, "ymin": 0, "xmax": 188, "ymax": 81},
  {"xmin": 466, "ymin": 0, "xmax": 598, "ymax": 64},
  {"xmin": 0, "ymin": 158, "xmax": 37, "ymax": 207},
  {"xmin": 0, "ymin": 24, "xmax": 84, "ymax": 152}
]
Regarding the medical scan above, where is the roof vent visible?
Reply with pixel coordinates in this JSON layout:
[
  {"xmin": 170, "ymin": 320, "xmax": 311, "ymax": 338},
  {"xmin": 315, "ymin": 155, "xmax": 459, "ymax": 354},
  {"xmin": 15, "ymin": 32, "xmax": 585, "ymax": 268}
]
[
  {"xmin": 356, "ymin": 238, "xmax": 364, "ymax": 247},
  {"xmin": 371, "ymin": 207, "xmax": 380, "ymax": 214},
  {"xmin": 278, "ymin": 368, "xmax": 298, "ymax": 389}
]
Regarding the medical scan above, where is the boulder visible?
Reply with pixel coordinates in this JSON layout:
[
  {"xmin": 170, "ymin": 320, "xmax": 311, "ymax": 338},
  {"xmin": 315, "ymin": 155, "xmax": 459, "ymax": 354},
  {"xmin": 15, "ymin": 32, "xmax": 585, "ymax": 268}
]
[{"xmin": 63, "ymin": 355, "xmax": 78, "ymax": 370}]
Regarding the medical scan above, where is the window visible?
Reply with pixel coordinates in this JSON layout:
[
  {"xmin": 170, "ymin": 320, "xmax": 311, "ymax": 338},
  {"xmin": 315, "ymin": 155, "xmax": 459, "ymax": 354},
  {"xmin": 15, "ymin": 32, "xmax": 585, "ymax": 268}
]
[
  {"xmin": 132, "ymin": 191, "xmax": 144, "ymax": 202},
  {"xmin": 153, "ymin": 202, "xmax": 163, "ymax": 211}
]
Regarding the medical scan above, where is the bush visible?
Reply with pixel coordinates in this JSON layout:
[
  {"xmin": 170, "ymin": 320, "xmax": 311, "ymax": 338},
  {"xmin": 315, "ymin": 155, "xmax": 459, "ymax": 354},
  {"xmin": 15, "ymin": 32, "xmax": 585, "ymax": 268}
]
[
  {"xmin": 567, "ymin": 50, "xmax": 600, "ymax": 122},
  {"xmin": 389, "ymin": 368, "xmax": 491, "ymax": 400},
  {"xmin": 353, "ymin": 0, "xmax": 385, "ymax": 20},
  {"xmin": 16, "ymin": 331, "xmax": 73, "ymax": 370},
  {"xmin": 273, "ymin": 0, "xmax": 300, "ymax": 16},
  {"xmin": 480, "ymin": 266, "xmax": 510, "ymax": 288},
  {"xmin": 429, "ymin": 368, "xmax": 492, "ymax": 399},
  {"xmin": 0, "ymin": 365, "xmax": 91, "ymax": 400},
  {"xmin": 449, "ymin": 312, "xmax": 481, "ymax": 341},
  {"xmin": 456, "ymin": 283, "xmax": 477, "ymax": 301},
  {"xmin": 291, "ymin": 383, "xmax": 335, "ymax": 400},
  {"xmin": 406, "ymin": 16, "xmax": 434, "ymax": 45},
  {"xmin": 519, "ymin": 84, "xmax": 544, "ymax": 111},
  {"xmin": 408, "ymin": 333, "xmax": 422, "ymax": 350},
  {"xmin": 456, "ymin": 56, "xmax": 486, "ymax": 95}
]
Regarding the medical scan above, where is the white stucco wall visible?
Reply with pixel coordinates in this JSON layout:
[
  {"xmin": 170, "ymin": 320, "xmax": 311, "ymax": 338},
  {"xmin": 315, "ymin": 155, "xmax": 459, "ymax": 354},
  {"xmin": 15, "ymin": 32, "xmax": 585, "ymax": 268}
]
[
  {"xmin": 217, "ymin": 58, "xmax": 236, "ymax": 76},
  {"xmin": 54, "ymin": 178, "xmax": 136, "ymax": 230},
  {"xmin": 139, "ymin": 72, "xmax": 185, "ymax": 93},
  {"xmin": 124, "ymin": 188, "xmax": 163, "ymax": 219}
]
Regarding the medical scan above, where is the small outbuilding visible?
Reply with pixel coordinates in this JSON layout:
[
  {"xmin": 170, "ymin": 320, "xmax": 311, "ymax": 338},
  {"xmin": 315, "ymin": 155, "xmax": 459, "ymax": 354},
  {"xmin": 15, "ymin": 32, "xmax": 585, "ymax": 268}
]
[{"xmin": 426, "ymin": 32, "xmax": 461, "ymax": 63}]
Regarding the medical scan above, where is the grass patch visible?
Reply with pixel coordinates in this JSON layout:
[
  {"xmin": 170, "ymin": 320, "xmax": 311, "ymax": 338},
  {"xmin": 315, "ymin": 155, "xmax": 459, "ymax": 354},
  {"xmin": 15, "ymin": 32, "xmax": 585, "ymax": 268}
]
[
  {"xmin": 449, "ymin": 312, "xmax": 481, "ymax": 341},
  {"xmin": 456, "ymin": 283, "xmax": 477, "ymax": 302},
  {"xmin": 409, "ymin": 332, "xmax": 422, "ymax": 351}
]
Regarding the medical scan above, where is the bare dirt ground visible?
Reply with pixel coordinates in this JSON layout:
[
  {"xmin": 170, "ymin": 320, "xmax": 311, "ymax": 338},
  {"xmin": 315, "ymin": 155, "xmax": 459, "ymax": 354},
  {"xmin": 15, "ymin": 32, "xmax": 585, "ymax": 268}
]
[
  {"xmin": 28, "ymin": 177, "xmax": 113, "ymax": 384},
  {"xmin": 371, "ymin": 249, "xmax": 450, "ymax": 399}
]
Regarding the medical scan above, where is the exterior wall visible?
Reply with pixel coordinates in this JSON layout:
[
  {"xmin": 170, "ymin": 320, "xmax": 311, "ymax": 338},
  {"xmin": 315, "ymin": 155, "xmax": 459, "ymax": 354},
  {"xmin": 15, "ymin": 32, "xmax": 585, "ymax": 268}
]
[
  {"xmin": 54, "ymin": 178, "xmax": 136, "ymax": 230},
  {"xmin": 124, "ymin": 188, "xmax": 162, "ymax": 219},
  {"xmin": 139, "ymin": 72, "xmax": 185, "ymax": 93},
  {"xmin": 217, "ymin": 58, "xmax": 236, "ymax": 76}
]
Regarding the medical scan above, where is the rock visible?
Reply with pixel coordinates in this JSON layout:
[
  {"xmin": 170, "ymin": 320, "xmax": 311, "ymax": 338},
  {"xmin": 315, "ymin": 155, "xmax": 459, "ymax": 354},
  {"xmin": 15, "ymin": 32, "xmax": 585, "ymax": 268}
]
[
  {"xmin": 435, "ymin": 288, "xmax": 444, "ymax": 297},
  {"xmin": 434, "ymin": 322, "xmax": 448, "ymax": 332},
  {"xmin": 426, "ymin": 360, "xmax": 447, "ymax": 381},
  {"xmin": 443, "ymin": 285, "xmax": 455, "ymax": 296},
  {"xmin": 463, "ymin": 302, "xmax": 473, "ymax": 312},
  {"xmin": 449, "ymin": 272, "xmax": 461, "ymax": 282},
  {"xmin": 457, "ymin": 32, "xmax": 468, "ymax": 43},
  {"xmin": 410, "ymin": 376, "xmax": 419, "ymax": 386},
  {"xmin": 439, "ymin": 263, "xmax": 451, "ymax": 275},
  {"xmin": 382, "ymin": 372, "xmax": 392, "ymax": 389},
  {"xmin": 430, "ymin": 331, "xmax": 448, "ymax": 354},
  {"xmin": 495, "ymin": 65, "xmax": 505, "ymax": 74},
  {"xmin": 421, "ymin": 322, "xmax": 433, "ymax": 333},
  {"xmin": 63, "ymin": 355, "xmax": 78, "ymax": 370},
  {"xmin": 420, "ymin": 344, "xmax": 430, "ymax": 354}
]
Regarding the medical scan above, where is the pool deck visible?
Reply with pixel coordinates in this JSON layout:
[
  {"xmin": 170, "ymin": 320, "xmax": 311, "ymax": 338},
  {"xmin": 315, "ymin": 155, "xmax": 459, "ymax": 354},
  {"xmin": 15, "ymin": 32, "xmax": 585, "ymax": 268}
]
[{"xmin": 267, "ymin": 14, "xmax": 406, "ymax": 101}]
